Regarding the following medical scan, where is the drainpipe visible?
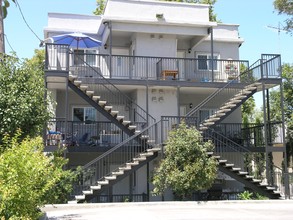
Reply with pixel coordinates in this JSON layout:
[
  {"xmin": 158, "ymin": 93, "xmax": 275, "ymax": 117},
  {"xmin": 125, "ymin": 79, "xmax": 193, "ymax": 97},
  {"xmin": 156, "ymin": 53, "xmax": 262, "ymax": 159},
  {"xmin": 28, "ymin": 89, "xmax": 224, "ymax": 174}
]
[
  {"xmin": 209, "ymin": 27, "xmax": 214, "ymax": 82},
  {"xmin": 109, "ymin": 21, "xmax": 113, "ymax": 78}
]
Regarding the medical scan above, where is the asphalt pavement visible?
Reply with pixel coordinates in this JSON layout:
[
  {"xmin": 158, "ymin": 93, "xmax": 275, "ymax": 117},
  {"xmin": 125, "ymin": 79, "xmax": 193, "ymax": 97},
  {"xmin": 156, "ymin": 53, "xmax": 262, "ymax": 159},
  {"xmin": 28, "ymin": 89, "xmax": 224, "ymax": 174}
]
[{"xmin": 42, "ymin": 200, "xmax": 293, "ymax": 220}]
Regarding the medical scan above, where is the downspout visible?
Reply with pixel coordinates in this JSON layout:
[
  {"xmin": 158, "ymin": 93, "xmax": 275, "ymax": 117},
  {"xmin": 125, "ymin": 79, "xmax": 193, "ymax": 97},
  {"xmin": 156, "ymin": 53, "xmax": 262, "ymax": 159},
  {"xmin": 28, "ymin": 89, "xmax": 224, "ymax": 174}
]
[
  {"xmin": 209, "ymin": 27, "xmax": 214, "ymax": 82},
  {"xmin": 109, "ymin": 21, "xmax": 113, "ymax": 78}
]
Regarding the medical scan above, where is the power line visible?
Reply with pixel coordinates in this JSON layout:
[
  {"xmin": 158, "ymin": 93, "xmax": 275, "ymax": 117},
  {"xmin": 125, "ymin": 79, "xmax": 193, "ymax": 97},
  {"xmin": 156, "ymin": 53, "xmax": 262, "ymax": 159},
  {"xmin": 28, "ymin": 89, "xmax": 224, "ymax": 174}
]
[
  {"xmin": 4, "ymin": 33, "xmax": 16, "ymax": 54},
  {"xmin": 15, "ymin": 0, "xmax": 42, "ymax": 42}
]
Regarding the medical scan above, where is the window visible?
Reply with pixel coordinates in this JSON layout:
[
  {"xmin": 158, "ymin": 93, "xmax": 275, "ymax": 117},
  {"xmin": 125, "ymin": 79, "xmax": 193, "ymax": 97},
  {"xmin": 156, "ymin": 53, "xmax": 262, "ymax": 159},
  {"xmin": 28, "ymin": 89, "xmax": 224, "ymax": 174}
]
[
  {"xmin": 199, "ymin": 109, "xmax": 216, "ymax": 123},
  {"xmin": 197, "ymin": 54, "xmax": 219, "ymax": 71},
  {"xmin": 73, "ymin": 107, "xmax": 96, "ymax": 122},
  {"xmin": 73, "ymin": 49, "xmax": 97, "ymax": 66}
]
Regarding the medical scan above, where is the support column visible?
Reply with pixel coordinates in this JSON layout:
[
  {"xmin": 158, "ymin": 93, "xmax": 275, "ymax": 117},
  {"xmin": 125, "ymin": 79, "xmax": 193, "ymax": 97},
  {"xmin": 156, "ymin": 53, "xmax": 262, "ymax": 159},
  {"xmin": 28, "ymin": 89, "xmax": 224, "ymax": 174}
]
[{"xmin": 280, "ymin": 77, "xmax": 290, "ymax": 198}]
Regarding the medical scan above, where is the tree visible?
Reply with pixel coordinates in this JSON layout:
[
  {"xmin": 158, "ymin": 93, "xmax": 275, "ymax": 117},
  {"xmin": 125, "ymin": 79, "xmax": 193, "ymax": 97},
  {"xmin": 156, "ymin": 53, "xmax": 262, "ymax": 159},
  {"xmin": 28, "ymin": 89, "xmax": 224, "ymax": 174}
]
[
  {"xmin": 274, "ymin": 0, "xmax": 293, "ymax": 33},
  {"xmin": 152, "ymin": 122, "xmax": 217, "ymax": 200},
  {"xmin": 94, "ymin": 0, "xmax": 218, "ymax": 21},
  {"xmin": 0, "ymin": 51, "xmax": 50, "ymax": 150},
  {"xmin": 269, "ymin": 63, "xmax": 293, "ymax": 167},
  {"xmin": 93, "ymin": 0, "xmax": 106, "ymax": 15},
  {"xmin": 0, "ymin": 134, "xmax": 76, "ymax": 219}
]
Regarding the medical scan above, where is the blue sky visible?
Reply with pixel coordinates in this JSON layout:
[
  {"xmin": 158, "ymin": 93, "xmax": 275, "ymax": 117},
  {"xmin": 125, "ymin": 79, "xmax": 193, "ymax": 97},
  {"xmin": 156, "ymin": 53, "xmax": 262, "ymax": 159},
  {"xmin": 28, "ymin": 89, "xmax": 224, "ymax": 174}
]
[{"xmin": 3, "ymin": 0, "xmax": 292, "ymax": 65}]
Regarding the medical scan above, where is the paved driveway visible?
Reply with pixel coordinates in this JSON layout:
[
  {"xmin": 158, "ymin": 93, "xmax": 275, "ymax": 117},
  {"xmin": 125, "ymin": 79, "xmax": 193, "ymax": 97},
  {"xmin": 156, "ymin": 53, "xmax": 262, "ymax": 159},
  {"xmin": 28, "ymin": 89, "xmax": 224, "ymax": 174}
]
[{"xmin": 42, "ymin": 200, "xmax": 293, "ymax": 220}]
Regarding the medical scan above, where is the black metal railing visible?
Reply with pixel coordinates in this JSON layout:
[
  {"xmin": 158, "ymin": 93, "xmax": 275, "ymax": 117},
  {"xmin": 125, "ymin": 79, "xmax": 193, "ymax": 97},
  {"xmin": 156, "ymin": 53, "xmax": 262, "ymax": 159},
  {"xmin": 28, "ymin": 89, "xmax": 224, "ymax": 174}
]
[
  {"xmin": 45, "ymin": 44, "xmax": 156, "ymax": 127},
  {"xmin": 72, "ymin": 116, "xmax": 196, "ymax": 195},
  {"xmin": 45, "ymin": 43, "xmax": 251, "ymax": 83},
  {"xmin": 46, "ymin": 120, "xmax": 132, "ymax": 147},
  {"xmin": 186, "ymin": 54, "xmax": 281, "ymax": 121},
  {"xmin": 203, "ymin": 127, "xmax": 285, "ymax": 194}
]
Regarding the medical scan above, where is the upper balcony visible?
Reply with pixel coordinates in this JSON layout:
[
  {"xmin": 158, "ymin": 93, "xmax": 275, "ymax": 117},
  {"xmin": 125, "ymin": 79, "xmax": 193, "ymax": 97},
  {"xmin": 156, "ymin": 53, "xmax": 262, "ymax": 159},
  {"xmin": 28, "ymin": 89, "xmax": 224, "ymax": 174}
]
[{"xmin": 45, "ymin": 44, "xmax": 281, "ymax": 85}]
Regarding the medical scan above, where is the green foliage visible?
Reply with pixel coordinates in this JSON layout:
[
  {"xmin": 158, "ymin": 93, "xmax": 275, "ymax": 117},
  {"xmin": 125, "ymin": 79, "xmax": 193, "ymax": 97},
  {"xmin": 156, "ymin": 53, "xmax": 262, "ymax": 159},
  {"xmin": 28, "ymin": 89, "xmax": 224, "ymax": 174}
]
[
  {"xmin": 1, "ymin": 0, "xmax": 16, "ymax": 19},
  {"xmin": 0, "ymin": 133, "xmax": 76, "ymax": 219},
  {"xmin": 0, "ymin": 51, "xmax": 50, "ymax": 150},
  {"xmin": 238, "ymin": 190, "xmax": 268, "ymax": 200},
  {"xmin": 238, "ymin": 190, "xmax": 253, "ymax": 200},
  {"xmin": 241, "ymin": 97, "xmax": 256, "ymax": 124},
  {"xmin": 274, "ymin": 0, "xmax": 293, "ymax": 33},
  {"xmin": 269, "ymin": 63, "xmax": 293, "ymax": 166},
  {"xmin": 152, "ymin": 122, "xmax": 217, "ymax": 200},
  {"xmin": 93, "ymin": 0, "xmax": 106, "ymax": 15}
]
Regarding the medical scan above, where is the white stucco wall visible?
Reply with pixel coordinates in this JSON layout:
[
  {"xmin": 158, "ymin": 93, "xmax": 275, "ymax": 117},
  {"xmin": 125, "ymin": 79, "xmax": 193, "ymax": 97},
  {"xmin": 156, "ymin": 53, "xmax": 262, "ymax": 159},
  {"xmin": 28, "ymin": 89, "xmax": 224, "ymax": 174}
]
[
  {"xmin": 104, "ymin": 0, "xmax": 210, "ymax": 24},
  {"xmin": 148, "ymin": 87, "xmax": 178, "ymax": 121},
  {"xmin": 135, "ymin": 33, "xmax": 177, "ymax": 57}
]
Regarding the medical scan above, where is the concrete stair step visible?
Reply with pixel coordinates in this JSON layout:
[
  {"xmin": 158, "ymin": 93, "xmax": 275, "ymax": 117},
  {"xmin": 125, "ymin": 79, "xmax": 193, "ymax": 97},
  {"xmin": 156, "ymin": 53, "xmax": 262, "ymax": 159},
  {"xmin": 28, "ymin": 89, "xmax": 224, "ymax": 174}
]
[
  {"xmin": 73, "ymin": 80, "xmax": 82, "ymax": 86},
  {"xmin": 224, "ymin": 163, "xmax": 234, "ymax": 167},
  {"xmin": 128, "ymin": 125, "xmax": 137, "ymax": 130},
  {"xmin": 252, "ymin": 179, "xmax": 262, "ymax": 183},
  {"xmin": 231, "ymin": 167, "xmax": 241, "ymax": 171},
  {"xmin": 112, "ymin": 170, "xmax": 124, "ymax": 176},
  {"xmin": 82, "ymin": 190, "xmax": 93, "ymax": 195},
  {"xmin": 105, "ymin": 175, "xmax": 117, "ymax": 180},
  {"xmin": 126, "ymin": 161, "xmax": 139, "ymax": 166},
  {"xmin": 140, "ymin": 152, "xmax": 154, "ymax": 157},
  {"xmin": 86, "ymin": 90, "xmax": 94, "ymax": 97},
  {"xmin": 98, "ymin": 100, "xmax": 107, "ymax": 106},
  {"xmin": 119, "ymin": 166, "xmax": 132, "ymax": 171},
  {"xmin": 238, "ymin": 171, "xmax": 248, "ymax": 175},
  {"xmin": 80, "ymin": 85, "xmax": 88, "ymax": 91},
  {"xmin": 110, "ymin": 111, "xmax": 119, "ymax": 116},
  {"xmin": 116, "ymin": 116, "xmax": 125, "ymax": 121},
  {"xmin": 147, "ymin": 147, "xmax": 161, "ymax": 152},
  {"xmin": 122, "ymin": 120, "xmax": 131, "ymax": 126},
  {"xmin": 75, "ymin": 195, "xmax": 85, "ymax": 200},
  {"xmin": 69, "ymin": 74, "xmax": 77, "ymax": 82},
  {"xmin": 218, "ymin": 159, "xmax": 227, "ymax": 164},
  {"xmin": 92, "ymin": 96, "xmax": 101, "ymax": 101},
  {"xmin": 90, "ymin": 185, "xmax": 101, "ymax": 190},
  {"xmin": 97, "ymin": 180, "xmax": 109, "ymax": 185},
  {"xmin": 104, "ymin": 105, "xmax": 113, "ymax": 111},
  {"xmin": 133, "ymin": 157, "xmax": 147, "ymax": 161}
]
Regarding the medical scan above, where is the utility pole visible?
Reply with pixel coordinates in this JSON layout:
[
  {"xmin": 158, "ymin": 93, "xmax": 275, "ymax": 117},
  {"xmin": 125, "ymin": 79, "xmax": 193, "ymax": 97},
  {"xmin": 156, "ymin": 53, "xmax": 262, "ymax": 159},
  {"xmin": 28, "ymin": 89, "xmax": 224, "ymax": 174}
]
[{"xmin": 0, "ymin": 0, "xmax": 5, "ymax": 54}]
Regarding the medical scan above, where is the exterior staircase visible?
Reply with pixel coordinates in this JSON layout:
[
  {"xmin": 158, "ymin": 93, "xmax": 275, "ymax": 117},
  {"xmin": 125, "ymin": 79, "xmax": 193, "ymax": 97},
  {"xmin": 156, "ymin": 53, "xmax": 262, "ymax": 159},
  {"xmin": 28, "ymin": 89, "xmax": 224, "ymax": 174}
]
[
  {"xmin": 68, "ymin": 54, "xmax": 284, "ymax": 202},
  {"xmin": 68, "ymin": 74, "xmax": 148, "ymax": 137},
  {"xmin": 208, "ymin": 151, "xmax": 281, "ymax": 199},
  {"xmin": 199, "ymin": 82, "xmax": 261, "ymax": 131},
  {"xmin": 75, "ymin": 147, "xmax": 161, "ymax": 203}
]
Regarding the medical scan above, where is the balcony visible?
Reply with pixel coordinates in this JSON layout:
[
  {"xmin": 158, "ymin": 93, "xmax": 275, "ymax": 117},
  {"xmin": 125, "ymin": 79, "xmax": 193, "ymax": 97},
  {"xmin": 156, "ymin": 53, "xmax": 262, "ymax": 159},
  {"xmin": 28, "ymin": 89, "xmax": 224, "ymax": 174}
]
[{"xmin": 45, "ymin": 44, "xmax": 255, "ymax": 83}]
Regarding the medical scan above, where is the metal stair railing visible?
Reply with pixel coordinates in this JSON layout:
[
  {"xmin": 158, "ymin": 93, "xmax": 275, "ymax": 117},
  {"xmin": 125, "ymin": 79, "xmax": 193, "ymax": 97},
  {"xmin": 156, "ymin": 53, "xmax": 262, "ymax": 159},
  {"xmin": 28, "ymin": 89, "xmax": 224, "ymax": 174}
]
[
  {"xmin": 186, "ymin": 54, "xmax": 281, "ymax": 120},
  {"xmin": 74, "ymin": 116, "xmax": 197, "ymax": 196},
  {"xmin": 78, "ymin": 120, "xmax": 161, "ymax": 194},
  {"xmin": 71, "ymin": 51, "xmax": 156, "ymax": 127},
  {"xmin": 203, "ymin": 127, "xmax": 285, "ymax": 194}
]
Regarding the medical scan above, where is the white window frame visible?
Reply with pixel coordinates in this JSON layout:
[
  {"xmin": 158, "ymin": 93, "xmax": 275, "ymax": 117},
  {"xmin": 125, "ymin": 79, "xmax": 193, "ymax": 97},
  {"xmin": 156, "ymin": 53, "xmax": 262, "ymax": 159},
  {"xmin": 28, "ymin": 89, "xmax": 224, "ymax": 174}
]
[
  {"xmin": 72, "ymin": 106, "xmax": 97, "ymax": 122},
  {"xmin": 73, "ymin": 49, "xmax": 97, "ymax": 66},
  {"xmin": 196, "ymin": 52, "xmax": 220, "ymax": 71}
]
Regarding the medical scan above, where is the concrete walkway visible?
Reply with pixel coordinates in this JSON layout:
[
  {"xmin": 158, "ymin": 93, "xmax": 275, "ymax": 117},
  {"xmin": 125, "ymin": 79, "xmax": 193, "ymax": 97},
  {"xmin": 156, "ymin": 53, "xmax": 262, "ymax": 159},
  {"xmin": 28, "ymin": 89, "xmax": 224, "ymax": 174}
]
[{"xmin": 42, "ymin": 200, "xmax": 293, "ymax": 220}]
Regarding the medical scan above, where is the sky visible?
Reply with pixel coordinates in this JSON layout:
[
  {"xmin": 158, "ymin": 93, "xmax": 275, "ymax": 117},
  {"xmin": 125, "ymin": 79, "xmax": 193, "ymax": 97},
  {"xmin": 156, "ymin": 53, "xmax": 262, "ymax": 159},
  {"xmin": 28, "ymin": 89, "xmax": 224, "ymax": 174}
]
[{"xmin": 3, "ymin": 0, "xmax": 293, "ymax": 65}]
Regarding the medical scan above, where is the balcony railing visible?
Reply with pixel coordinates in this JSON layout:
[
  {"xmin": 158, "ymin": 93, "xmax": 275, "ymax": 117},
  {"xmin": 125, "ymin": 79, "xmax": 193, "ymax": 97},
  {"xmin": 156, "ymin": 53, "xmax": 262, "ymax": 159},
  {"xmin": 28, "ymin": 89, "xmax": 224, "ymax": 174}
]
[{"xmin": 45, "ymin": 43, "xmax": 254, "ymax": 83}]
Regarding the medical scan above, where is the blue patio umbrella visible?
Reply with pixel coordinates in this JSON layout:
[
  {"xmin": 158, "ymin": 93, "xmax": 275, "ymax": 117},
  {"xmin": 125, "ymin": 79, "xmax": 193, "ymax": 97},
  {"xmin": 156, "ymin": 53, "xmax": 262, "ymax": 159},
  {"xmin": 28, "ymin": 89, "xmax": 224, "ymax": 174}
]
[{"xmin": 50, "ymin": 32, "xmax": 102, "ymax": 49}]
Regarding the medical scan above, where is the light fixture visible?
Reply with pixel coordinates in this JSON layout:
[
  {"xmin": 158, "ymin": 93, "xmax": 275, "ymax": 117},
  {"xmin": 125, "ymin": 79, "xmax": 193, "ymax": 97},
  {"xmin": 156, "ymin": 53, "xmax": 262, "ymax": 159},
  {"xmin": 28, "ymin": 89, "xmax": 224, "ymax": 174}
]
[
  {"xmin": 104, "ymin": 44, "xmax": 108, "ymax": 49},
  {"xmin": 156, "ymin": 13, "xmax": 164, "ymax": 19},
  {"xmin": 188, "ymin": 48, "xmax": 191, "ymax": 53},
  {"xmin": 189, "ymin": 103, "xmax": 193, "ymax": 108}
]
